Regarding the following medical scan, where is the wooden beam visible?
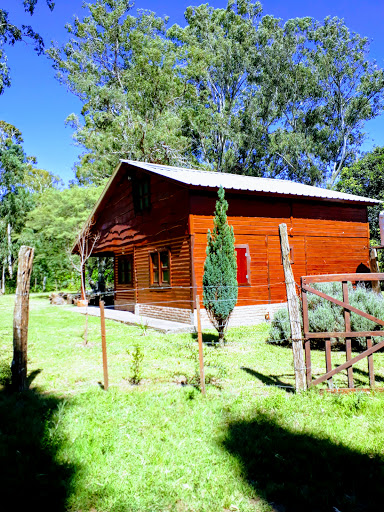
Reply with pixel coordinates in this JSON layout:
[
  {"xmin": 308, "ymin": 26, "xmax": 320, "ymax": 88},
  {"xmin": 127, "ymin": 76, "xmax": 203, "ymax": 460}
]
[
  {"xmin": 279, "ymin": 223, "xmax": 306, "ymax": 392},
  {"xmin": 305, "ymin": 330, "xmax": 384, "ymax": 339},
  {"xmin": 301, "ymin": 287, "xmax": 312, "ymax": 387},
  {"xmin": 302, "ymin": 284, "xmax": 384, "ymax": 327},
  {"xmin": 369, "ymin": 248, "xmax": 381, "ymax": 294},
  {"xmin": 196, "ymin": 295, "xmax": 206, "ymax": 395},
  {"xmin": 311, "ymin": 338, "xmax": 384, "ymax": 386},
  {"xmin": 325, "ymin": 339, "xmax": 333, "ymax": 388},
  {"xmin": 12, "ymin": 246, "xmax": 34, "ymax": 392},
  {"xmin": 343, "ymin": 281, "xmax": 354, "ymax": 388},
  {"xmin": 367, "ymin": 337, "xmax": 375, "ymax": 387},
  {"xmin": 302, "ymin": 273, "xmax": 384, "ymax": 284},
  {"xmin": 100, "ymin": 300, "xmax": 109, "ymax": 390}
]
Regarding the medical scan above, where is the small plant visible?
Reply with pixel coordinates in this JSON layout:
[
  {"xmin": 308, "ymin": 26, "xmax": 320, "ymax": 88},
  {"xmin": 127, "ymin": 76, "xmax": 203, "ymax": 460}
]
[
  {"xmin": 136, "ymin": 317, "xmax": 149, "ymax": 336},
  {"xmin": 127, "ymin": 345, "xmax": 144, "ymax": 385}
]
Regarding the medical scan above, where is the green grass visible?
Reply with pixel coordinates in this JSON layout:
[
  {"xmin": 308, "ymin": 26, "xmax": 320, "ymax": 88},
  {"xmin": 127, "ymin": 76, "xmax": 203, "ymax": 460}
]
[{"xmin": 1, "ymin": 294, "xmax": 384, "ymax": 512}]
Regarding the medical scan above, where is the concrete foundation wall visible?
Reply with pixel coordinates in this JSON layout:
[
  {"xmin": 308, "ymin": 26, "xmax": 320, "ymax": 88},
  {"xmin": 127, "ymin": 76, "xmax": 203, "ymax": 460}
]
[
  {"xmin": 135, "ymin": 304, "xmax": 194, "ymax": 325},
  {"xmin": 133, "ymin": 302, "xmax": 287, "ymax": 328}
]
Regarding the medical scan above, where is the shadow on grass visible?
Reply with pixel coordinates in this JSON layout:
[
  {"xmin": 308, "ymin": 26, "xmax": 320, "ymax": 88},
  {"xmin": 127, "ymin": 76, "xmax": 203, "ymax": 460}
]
[
  {"xmin": 191, "ymin": 332, "xmax": 220, "ymax": 345},
  {"xmin": 241, "ymin": 367, "xmax": 295, "ymax": 393},
  {"xmin": 353, "ymin": 367, "xmax": 384, "ymax": 385},
  {"xmin": 0, "ymin": 378, "xmax": 77, "ymax": 512},
  {"xmin": 222, "ymin": 410, "xmax": 384, "ymax": 512}
]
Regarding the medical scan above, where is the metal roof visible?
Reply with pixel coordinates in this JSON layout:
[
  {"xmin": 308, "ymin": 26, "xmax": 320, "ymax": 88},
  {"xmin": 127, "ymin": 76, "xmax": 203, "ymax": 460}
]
[{"xmin": 121, "ymin": 160, "xmax": 381, "ymax": 205}]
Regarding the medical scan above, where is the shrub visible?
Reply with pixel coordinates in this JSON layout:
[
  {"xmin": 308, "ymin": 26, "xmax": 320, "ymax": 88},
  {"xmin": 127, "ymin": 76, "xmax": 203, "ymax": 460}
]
[
  {"xmin": 269, "ymin": 283, "xmax": 384, "ymax": 349},
  {"xmin": 203, "ymin": 186, "xmax": 238, "ymax": 343}
]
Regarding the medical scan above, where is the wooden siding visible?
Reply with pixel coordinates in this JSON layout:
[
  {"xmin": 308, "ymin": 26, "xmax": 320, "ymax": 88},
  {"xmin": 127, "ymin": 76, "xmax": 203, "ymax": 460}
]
[
  {"xmin": 134, "ymin": 236, "xmax": 192, "ymax": 311},
  {"xmin": 191, "ymin": 204, "xmax": 370, "ymax": 306},
  {"xmin": 91, "ymin": 163, "xmax": 192, "ymax": 310},
  {"xmin": 93, "ymin": 166, "xmax": 190, "ymax": 253},
  {"xmin": 88, "ymin": 168, "xmax": 371, "ymax": 312},
  {"xmin": 189, "ymin": 191, "xmax": 368, "ymax": 223}
]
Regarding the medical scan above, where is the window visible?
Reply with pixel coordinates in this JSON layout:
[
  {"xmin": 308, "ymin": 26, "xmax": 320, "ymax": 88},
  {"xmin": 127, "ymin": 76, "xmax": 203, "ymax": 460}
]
[
  {"xmin": 134, "ymin": 176, "xmax": 151, "ymax": 213},
  {"xmin": 235, "ymin": 245, "xmax": 250, "ymax": 285},
  {"xmin": 150, "ymin": 250, "xmax": 171, "ymax": 287},
  {"xmin": 118, "ymin": 255, "xmax": 133, "ymax": 285}
]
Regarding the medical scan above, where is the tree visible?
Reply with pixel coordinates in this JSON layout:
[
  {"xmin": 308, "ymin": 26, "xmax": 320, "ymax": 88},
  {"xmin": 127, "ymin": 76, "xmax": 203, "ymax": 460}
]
[
  {"xmin": 71, "ymin": 218, "xmax": 100, "ymax": 301},
  {"xmin": 203, "ymin": 187, "xmax": 238, "ymax": 343},
  {"xmin": 48, "ymin": 0, "xmax": 187, "ymax": 184},
  {"xmin": 169, "ymin": 0, "xmax": 262, "ymax": 174},
  {"xmin": 337, "ymin": 147, "xmax": 384, "ymax": 242},
  {"xmin": 0, "ymin": 123, "xmax": 31, "ymax": 282},
  {"xmin": 20, "ymin": 184, "xmax": 104, "ymax": 290},
  {"xmin": 246, "ymin": 16, "xmax": 384, "ymax": 186},
  {"xmin": 0, "ymin": 121, "xmax": 59, "ymax": 291},
  {"xmin": 0, "ymin": 1, "xmax": 55, "ymax": 95}
]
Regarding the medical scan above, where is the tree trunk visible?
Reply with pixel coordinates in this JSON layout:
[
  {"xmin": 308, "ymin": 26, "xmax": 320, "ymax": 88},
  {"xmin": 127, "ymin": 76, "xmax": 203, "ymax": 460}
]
[
  {"xmin": 1, "ymin": 264, "xmax": 4, "ymax": 294},
  {"xmin": 12, "ymin": 246, "xmax": 34, "ymax": 392},
  {"xmin": 81, "ymin": 262, "xmax": 86, "ymax": 301},
  {"xmin": 369, "ymin": 248, "xmax": 381, "ymax": 293},
  {"xmin": 217, "ymin": 322, "xmax": 226, "ymax": 346},
  {"xmin": 42, "ymin": 275, "xmax": 47, "ymax": 292},
  {"xmin": 7, "ymin": 223, "xmax": 12, "ymax": 279}
]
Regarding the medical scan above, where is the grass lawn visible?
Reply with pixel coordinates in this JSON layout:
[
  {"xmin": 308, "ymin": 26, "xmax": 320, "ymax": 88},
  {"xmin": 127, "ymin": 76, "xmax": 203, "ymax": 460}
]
[{"xmin": 1, "ymin": 294, "xmax": 384, "ymax": 512}]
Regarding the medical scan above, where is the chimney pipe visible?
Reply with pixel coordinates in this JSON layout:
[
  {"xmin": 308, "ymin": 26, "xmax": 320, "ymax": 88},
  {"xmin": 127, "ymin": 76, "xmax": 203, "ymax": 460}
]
[{"xmin": 380, "ymin": 211, "xmax": 384, "ymax": 246}]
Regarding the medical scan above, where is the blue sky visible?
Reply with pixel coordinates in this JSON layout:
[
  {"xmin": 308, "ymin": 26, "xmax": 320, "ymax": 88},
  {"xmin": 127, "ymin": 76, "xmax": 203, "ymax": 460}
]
[{"xmin": 1, "ymin": 0, "xmax": 384, "ymax": 184}]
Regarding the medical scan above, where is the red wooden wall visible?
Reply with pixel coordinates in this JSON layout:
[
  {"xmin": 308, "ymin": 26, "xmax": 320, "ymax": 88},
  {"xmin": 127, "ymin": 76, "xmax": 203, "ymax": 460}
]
[
  {"xmin": 92, "ymin": 164, "xmax": 193, "ymax": 311},
  {"xmin": 89, "ymin": 164, "xmax": 371, "ymax": 312},
  {"xmin": 189, "ymin": 191, "xmax": 370, "ymax": 307}
]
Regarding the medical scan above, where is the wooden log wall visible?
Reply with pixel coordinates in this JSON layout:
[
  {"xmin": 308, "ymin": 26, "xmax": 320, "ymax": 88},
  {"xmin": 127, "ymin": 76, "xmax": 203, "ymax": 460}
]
[
  {"xmin": 190, "ymin": 192, "xmax": 370, "ymax": 307},
  {"xmin": 88, "ymin": 166, "xmax": 371, "ymax": 312},
  {"xmin": 92, "ymin": 165, "xmax": 192, "ymax": 311}
]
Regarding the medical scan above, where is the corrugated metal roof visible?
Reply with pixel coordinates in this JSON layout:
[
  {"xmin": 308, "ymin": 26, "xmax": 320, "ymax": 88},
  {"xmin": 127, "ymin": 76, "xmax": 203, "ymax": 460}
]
[{"xmin": 121, "ymin": 160, "xmax": 380, "ymax": 205}]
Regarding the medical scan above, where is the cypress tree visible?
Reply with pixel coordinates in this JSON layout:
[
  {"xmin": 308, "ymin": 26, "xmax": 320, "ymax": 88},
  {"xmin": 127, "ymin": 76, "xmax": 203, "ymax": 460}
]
[{"xmin": 203, "ymin": 186, "xmax": 238, "ymax": 343}]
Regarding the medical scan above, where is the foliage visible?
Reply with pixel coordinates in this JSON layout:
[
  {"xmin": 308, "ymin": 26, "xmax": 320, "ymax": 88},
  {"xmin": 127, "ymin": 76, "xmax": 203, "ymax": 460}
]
[
  {"xmin": 127, "ymin": 344, "xmax": 144, "ymax": 385},
  {"xmin": 19, "ymin": 184, "xmax": 103, "ymax": 291},
  {"xmin": 45, "ymin": 1, "xmax": 384, "ymax": 186},
  {"xmin": 0, "ymin": 121, "xmax": 60, "ymax": 290},
  {"xmin": 252, "ymin": 15, "xmax": 384, "ymax": 186},
  {"xmin": 0, "ymin": 124, "xmax": 32, "ymax": 283},
  {"xmin": 168, "ymin": 0, "xmax": 262, "ymax": 174},
  {"xmin": 337, "ymin": 146, "xmax": 384, "ymax": 242},
  {"xmin": 47, "ymin": 0, "xmax": 188, "ymax": 184},
  {"xmin": 203, "ymin": 187, "xmax": 237, "ymax": 342},
  {"xmin": 0, "ymin": 1, "xmax": 55, "ymax": 95},
  {"xmin": 270, "ymin": 282, "xmax": 384, "ymax": 348}
]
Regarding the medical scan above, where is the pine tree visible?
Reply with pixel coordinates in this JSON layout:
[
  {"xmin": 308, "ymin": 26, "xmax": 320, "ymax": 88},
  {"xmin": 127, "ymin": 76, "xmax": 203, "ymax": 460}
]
[{"xmin": 203, "ymin": 186, "xmax": 238, "ymax": 343}]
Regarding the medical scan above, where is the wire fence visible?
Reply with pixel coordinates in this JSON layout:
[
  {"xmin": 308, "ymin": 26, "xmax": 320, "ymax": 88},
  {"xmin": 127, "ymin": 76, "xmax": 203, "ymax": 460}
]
[{"xmin": 2, "ymin": 280, "xmax": 384, "ymax": 394}]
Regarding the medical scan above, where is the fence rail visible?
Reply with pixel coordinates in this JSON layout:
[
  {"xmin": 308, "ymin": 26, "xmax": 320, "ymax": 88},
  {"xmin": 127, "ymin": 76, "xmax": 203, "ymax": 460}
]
[{"xmin": 301, "ymin": 272, "xmax": 384, "ymax": 390}]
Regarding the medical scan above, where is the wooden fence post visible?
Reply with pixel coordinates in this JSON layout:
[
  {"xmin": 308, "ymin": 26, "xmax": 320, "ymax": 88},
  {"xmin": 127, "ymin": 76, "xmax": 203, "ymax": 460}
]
[
  {"xmin": 196, "ymin": 295, "xmax": 206, "ymax": 395},
  {"xmin": 12, "ymin": 246, "xmax": 34, "ymax": 392},
  {"xmin": 99, "ymin": 300, "xmax": 109, "ymax": 390},
  {"xmin": 369, "ymin": 248, "xmax": 381, "ymax": 294},
  {"xmin": 279, "ymin": 224, "xmax": 306, "ymax": 392}
]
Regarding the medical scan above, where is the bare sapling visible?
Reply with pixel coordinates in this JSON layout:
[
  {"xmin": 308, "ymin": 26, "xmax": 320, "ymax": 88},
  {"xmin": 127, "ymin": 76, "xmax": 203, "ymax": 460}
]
[{"xmin": 69, "ymin": 218, "xmax": 100, "ymax": 344}]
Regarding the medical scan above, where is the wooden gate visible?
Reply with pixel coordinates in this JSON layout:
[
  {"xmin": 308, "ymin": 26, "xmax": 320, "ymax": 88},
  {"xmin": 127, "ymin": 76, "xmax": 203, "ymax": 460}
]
[{"xmin": 301, "ymin": 273, "xmax": 384, "ymax": 390}]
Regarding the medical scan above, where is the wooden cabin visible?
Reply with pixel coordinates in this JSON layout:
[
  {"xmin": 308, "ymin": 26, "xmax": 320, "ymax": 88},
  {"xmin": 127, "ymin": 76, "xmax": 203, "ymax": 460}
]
[{"xmin": 83, "ymin": 160, "xmax": 379, "ymax": 327}]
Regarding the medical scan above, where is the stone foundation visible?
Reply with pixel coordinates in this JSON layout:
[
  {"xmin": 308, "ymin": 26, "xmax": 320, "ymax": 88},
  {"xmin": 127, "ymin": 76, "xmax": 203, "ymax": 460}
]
[
  {"xmin": 132, "ymin": 302, "xmax": 287, "ymax": 328},
  {"xmin": 135, "ymin": 304, "xmax": 194, "ymax": 324},
  {"xmin": 196, "ymin": 302, "xmax": 287, "ymax": 329}
]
